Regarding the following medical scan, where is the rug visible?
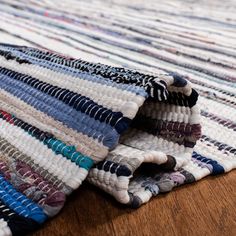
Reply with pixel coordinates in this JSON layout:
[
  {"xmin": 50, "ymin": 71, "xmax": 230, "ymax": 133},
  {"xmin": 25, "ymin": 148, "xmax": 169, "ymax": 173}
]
[{"xmin": 0, "ymin": 0, "xmax": 235, "ymax": 235}]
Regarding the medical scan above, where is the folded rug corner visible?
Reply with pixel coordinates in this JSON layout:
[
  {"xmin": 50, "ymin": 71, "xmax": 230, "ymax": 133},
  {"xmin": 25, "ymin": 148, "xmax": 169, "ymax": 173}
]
[{"xmin": 0, "ymin": 43, "xmax": 234, "ymax": 236}]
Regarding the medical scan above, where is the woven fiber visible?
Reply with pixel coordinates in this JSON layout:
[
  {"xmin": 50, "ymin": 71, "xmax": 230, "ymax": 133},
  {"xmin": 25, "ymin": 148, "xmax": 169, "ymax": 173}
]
[
  {"xmin": 0, "ymin": 43, "xmax": 201, "ymax": 234},
  {"xmin": 0, "ymin": 0, "xmax": 235, "ymax": 235}
]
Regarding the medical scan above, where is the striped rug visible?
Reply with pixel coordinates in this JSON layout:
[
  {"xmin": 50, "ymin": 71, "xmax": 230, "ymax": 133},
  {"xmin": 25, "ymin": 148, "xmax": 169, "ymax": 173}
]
[{"xmin": 0, "ymin": 0, "xmax": 235, "ymax": 235}]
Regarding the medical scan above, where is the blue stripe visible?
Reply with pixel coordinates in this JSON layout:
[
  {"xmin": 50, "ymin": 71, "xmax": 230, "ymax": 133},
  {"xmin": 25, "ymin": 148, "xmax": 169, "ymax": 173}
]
[
  {"xmin": 0, "ymin": 45, "xmax": 148, "ymax": 98},
  {"xmin": 0, "ymin": 74, "xmax": 119, "ymax": 149},
  {"xmin": 192, "ymin": 152, "xmax": 225, "ymax": 175},
  {"xmin": 0, "ymin": 175, "xmax": 47, "ymax": 223}
]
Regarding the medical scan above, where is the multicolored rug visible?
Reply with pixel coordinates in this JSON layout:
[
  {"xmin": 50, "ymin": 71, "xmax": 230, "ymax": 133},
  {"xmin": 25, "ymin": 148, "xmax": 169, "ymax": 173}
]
[{"xmin": 0, "ymin": 0, "xmax": 235, "ymax": 235}]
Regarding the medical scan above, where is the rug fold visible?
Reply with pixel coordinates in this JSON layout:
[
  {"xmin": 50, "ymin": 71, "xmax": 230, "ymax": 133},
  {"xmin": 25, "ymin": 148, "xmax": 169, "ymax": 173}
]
[{"xmin": 0, "ymin": 44, "xmax": 202, "ymax": 234}]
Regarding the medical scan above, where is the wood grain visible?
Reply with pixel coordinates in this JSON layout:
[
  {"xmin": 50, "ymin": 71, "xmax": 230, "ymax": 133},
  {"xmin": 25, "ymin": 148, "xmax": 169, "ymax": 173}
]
[{"xmin": 31, "ymin": 171, "xmax": 236, "ymax": 236}]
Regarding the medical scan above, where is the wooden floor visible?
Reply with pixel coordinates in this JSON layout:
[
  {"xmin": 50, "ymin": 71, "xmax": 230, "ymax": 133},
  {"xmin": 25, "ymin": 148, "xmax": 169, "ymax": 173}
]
[{"xmin": 32, "ymin": 171, "xmax": 236, "ymax": 236}]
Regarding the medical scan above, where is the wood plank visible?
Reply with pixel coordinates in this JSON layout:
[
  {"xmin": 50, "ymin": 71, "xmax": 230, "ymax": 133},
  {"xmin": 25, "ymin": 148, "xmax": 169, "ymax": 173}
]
[{"xmin": 32, "ymin": 171, "xmax": 236, "ymax": 236}]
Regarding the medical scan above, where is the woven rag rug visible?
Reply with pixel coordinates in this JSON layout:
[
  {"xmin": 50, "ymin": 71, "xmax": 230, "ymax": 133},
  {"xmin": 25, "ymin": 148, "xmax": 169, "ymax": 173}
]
[{"xmin": 0, "ymin": 0, "xmax": 235, "ymax": 235}]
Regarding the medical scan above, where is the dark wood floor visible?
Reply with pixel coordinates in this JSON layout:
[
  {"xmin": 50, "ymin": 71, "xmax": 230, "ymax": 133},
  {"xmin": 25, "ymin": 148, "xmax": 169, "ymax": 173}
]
[{"xmin": 32, "ymin": 171, "xmax": 236, "ymax": 236}]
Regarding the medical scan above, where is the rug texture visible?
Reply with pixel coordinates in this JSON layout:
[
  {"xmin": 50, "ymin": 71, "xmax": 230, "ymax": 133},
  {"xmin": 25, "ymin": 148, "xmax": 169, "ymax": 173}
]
[{"xmin": 0, "ymin": 0, "xmax": 235, "ymax": 235}]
